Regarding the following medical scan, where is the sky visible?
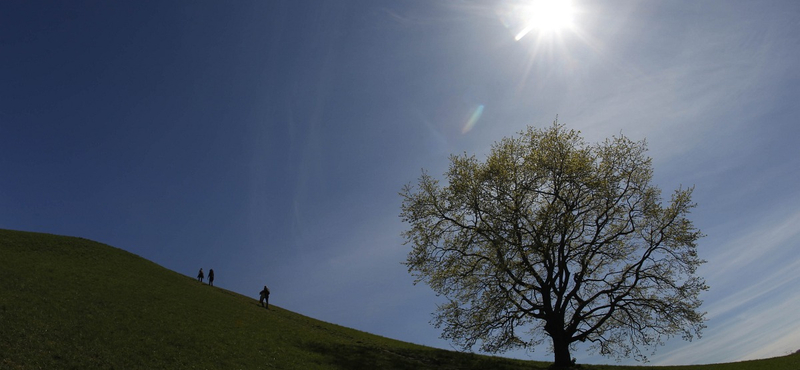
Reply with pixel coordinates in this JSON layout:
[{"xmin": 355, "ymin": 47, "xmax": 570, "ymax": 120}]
[{"xmin": 1, "ymin": 0, "xmax": 799, "ymax": 366}]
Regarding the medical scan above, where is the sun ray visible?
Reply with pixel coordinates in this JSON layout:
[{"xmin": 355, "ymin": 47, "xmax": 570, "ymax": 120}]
[{"xmin": 514, "ymin": 0, "xmax": 575, "ymax": 40}]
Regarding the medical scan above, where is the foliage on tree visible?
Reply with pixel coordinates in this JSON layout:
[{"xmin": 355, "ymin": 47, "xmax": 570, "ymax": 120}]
[{"xmin": 400, "ymin": 123, "xmax": 707, "ymax": 368}]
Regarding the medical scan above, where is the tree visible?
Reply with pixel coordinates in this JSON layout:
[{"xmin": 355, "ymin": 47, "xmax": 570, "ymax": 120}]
[{"xmin": 400, "ymin": 123, "xmax": 707, "ymax": 368}]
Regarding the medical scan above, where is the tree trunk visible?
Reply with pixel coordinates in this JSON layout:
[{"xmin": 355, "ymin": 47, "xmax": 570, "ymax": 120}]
[{"xmin": 551, "ymin": 334, "xmax": 573, "ymax": 369}]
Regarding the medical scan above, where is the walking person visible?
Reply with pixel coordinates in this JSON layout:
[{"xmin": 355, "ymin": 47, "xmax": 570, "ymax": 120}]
[
  {"xmin": 197, "ymin": 268, "xmax": 204, "ymax": 283},
  {"xmin": 259, "ymin": 285, "xmax": 270, "ymax": 309},
  {"xmin": 208, "ymin": 269, "xmax": 215, "ymax": 286}
]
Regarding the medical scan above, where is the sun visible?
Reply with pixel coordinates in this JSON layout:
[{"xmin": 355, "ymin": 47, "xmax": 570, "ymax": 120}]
[{"xmin": 513, "ymin": 0, "xmax": 575, "ymax": 41}]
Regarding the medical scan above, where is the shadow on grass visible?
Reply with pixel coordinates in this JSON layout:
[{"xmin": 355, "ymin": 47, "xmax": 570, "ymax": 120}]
[{"xmin": 302, "ymin": 341, "xmax": 549, "ymax": 370}]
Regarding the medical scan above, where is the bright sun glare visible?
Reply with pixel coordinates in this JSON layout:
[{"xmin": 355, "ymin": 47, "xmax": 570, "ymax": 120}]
[{"xmin": 514, "ymin": 0, "xmax": 575, "ymax": 41}]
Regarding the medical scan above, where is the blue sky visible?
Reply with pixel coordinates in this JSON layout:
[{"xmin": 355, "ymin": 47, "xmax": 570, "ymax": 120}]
[{"xmin": 2, "ymin": 0, "xmax": 798, "ymax": 365}]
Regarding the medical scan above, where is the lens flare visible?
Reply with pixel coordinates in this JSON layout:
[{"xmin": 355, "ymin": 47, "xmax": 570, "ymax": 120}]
[{"xmin": 462, "ymin": 105, "xmax": 484, "ymax": 134}]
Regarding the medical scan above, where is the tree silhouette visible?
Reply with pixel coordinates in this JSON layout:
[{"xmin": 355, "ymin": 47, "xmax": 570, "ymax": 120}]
[{"xmin": 401, "ymin": 123, "xmax": 707, "ymax": 368}]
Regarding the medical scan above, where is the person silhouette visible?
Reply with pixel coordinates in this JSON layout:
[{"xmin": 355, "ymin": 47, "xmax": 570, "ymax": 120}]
[
  {"xmin": 197, "ymin": 268, "xmax": 204, "ymax": 283},
  {"xmin": 208, "ymin": 269, "xmax": 215, "ymax": 286},
  {"xmin": 259, "ymin": 285, "xmax": 270, "ymax": 309}
]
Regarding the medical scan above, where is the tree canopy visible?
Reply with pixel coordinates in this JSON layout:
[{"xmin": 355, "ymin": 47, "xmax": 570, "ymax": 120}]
[{"xmin": 400, "ymin": 124, "xmax": 707, "ymax": 368}]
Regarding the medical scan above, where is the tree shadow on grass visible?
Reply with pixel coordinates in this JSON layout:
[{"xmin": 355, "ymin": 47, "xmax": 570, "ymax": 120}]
[{"xmin": 302, "ymin": 341, "xmax": 549, "ymax": 370}]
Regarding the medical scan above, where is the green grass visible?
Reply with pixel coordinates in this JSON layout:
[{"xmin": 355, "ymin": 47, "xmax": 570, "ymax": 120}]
[{"xmin": 1, "ymin": 228, "xmax": 797, "ymax": 369}]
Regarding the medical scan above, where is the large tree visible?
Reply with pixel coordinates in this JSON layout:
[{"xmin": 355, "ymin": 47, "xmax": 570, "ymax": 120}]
[{"xmin": 400, "ymin": 124, "xmax": 707, "ymax": 368}]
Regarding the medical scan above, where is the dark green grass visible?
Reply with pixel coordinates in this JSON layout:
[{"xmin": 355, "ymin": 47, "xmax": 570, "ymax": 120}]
[{"xmin": 1, "ymin": 229, "xmax": 797, "ymax": 369}]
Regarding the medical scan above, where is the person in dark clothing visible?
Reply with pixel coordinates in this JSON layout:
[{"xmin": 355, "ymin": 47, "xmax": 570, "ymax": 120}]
[
  {"xmin": 197, "ymin": 268, "xmax": 204, "ymax": 283},
  {"xmin": 208, "ymin": 269, "xmax": 215, "ymax": 286},
  {"xmin": 259, "ymin": 285, "xmax": 270, "ymax": 309}
]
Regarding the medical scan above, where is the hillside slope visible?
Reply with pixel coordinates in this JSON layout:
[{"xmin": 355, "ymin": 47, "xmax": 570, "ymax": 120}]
[
  {"xmin": 1, "ymin": 229, "xmax": 797, "ymax": 370},
  {"xmin": 0, "ymin": 229, "xmax": 539, "ymax": 369}
]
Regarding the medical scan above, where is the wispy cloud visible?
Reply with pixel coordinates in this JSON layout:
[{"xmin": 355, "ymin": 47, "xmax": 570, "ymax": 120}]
[
  {"xmin": 653, "ymin": 281, "xmax": 800, "ymax": 365},
  {"xmin": 651, "ymin": 206, "xmax": 800, "ymax": 365},
  {"xmin": 704, "ymin": 207, "xmax": 800, "ymax": 288}
]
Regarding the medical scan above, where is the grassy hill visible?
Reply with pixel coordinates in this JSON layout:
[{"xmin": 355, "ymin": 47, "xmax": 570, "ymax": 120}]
[{"xmin": 1, "ymin": 229, "xmax": 797, "ymax": 370}]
